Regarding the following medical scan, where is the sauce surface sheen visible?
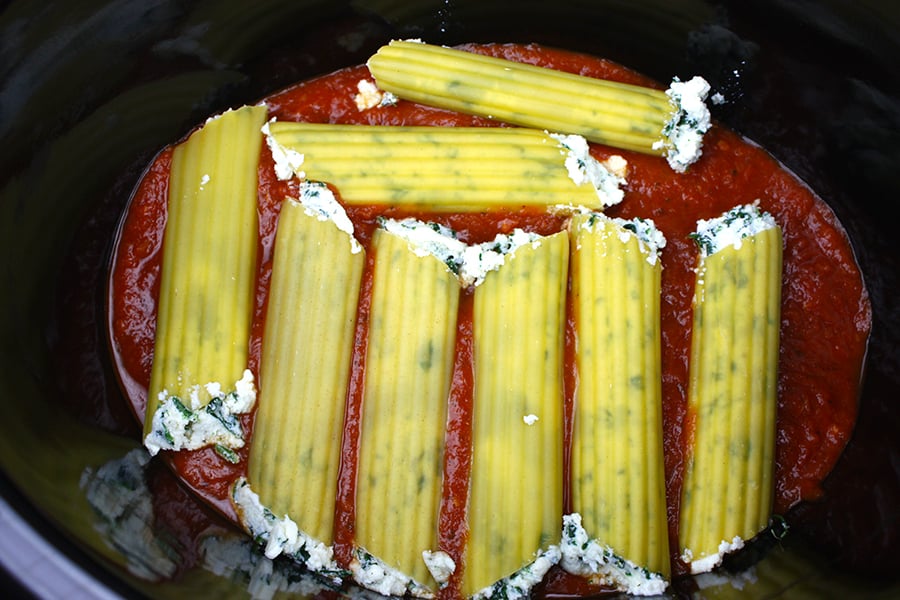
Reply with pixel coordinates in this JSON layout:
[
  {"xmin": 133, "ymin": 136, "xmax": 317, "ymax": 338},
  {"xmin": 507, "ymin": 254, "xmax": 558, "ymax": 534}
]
[{"xmin": 107, "ymin": 42, "xmax": 871, "ymax": 588}]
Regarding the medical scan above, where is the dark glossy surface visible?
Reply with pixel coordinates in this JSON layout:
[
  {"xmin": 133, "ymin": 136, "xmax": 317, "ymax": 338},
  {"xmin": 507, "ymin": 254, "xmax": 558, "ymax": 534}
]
[{"xmin": 1, "ymin": 1, "xmax": 899, "ymax": 598}]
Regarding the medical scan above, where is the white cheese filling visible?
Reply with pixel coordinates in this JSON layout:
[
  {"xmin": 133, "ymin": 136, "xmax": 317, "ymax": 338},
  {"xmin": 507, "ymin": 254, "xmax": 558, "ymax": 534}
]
[
  {"xmin": 422, "ymin": 550, "xmax": 456, "ymax": 586},
  {"xmin": 296, "ymin": 181, "xmax": 363, "ymax": 254},
  {"xmin": 231, "ymin": 478, "xmax": 343, "ymax": 584},
  {"xmin": 549, "ymin": 133, "xmax": 626, "ymax": 207},
  {"xmin": 654, "ymin": 75, "xmax": 713, "ymax": 173},
  {"xmin": 354, "ymin": 78, "xmax": 398, "ymax": 110},
  {"xmin": 262, "ymin": 119, "xmax": 305, "ymax": 181},
  {"xmin": 572, "ymin": 212, "xmax": 666, "ymax": 266},
  {"xmin": 460, "ymin": 229, "xmax": 543, "ymax": 288},
  {"xmin": 350, "ymin": 547, "xmax": 434, "ymax": 598},
  {"xmin": 471, "ymin": 545, "xmax": 562, "ymax": 600},
  {"xmin": 559, "ymin": 513, "xmax": 668, "ymax": 597},
  {"xmin": 681, "ymin": 536, "xmax": 746, "ymax": 575},
  {"xmin": 378, "ymin": 218, "xmax": 545, "ymax": 288},
  {"xmin": 143, "ymin": 369, "xmax": 256, "ymax": 456},
  {"xmin": 691, "ymin": 201, "xmax": 777, "ymax": 257},
  {"xmin": 379, "ymin": 217, "xmax": 467, "ymax": 274}
]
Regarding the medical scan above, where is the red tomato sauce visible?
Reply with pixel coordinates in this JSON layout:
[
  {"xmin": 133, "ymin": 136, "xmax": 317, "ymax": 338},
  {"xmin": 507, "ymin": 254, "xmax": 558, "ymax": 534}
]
[{"xmin": 107, "ymin": 42, "xmax": 871, "ymax": 593}]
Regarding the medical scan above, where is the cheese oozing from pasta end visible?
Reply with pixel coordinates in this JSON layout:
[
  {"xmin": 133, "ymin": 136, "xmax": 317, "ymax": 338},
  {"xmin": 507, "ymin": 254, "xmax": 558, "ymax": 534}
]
[
  {"xmin": 231, "ymin": 478, "xmax": 343, "ymax": 582},
  {"xmin": 560, "ymin": 514, "xmax": 668, "ymax": 596},
  {"xmin": 691, "ymin": 201, "xmax": 777, "ymax": 258},
  {"xmin": 471, "ymin": 546, "xmax": 562, "ymax": 600},
  {"xmin": 144, "ymin": 369, "xmax": 256, "ymax": 456},
  {"xmin": 350, "ymin": 547, "xmax": 435, "ymax": 598},
  {"xmin": 549, "ymin": 133, "xmax": 626, "ymax": 207},
  {"xmin": 262, "ymin": 119, "xmax": 305, "ymax": 180},
  {"xmin": 571, "ymin": 212, "xmax": 667, "ymax": 266},
  {"xmin": 654, "ymin": 76, "xmax": 713, "ymax": 173},
  {"xmin": 377, "ymin": 218, "xmax": 547, "ymax": 288},
  {"xmin": 295, "ymin": 181, "xmax": 362, "ymax": 254}
]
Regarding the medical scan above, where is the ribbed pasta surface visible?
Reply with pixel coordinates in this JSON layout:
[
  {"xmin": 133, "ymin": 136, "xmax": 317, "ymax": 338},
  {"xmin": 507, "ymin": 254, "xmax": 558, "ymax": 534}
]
[
  {"xmin": 247, "ymin": 198, "xmax": 364, "ymax": 545},
  {"xmin": 268, "ymin": 122, "xmax": 608, "ymax": 210},
  {"xmin": 679, "ymin": 227, "xmax": 782, "ymax": 572},
  {"xmin": 463, "ymin": 231, "xmax": 568, "ymax": 596},
  {"xmin": 355, "ymin": 228, "xmax": 460, "ymax": 588},
  {"xmin": 569, "ymin": 214, "xmax": 669, "ymax": 577},
  {"xmin": 367, "ymin": 40, "xmax": 671, "ymax": 153},
  {"xmin": 145, "ymin": 105, "xmax": 266, "ymax": 432}
]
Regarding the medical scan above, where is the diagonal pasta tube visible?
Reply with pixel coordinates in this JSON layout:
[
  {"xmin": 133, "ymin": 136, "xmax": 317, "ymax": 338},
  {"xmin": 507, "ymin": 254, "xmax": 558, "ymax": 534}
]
[
  {"xmin": 143, "ymin": 104, "xmax": 266, "ymax": 456},
  {"xmin": 678, "ymin": 203, "xmax": 782, "ymax": 574},
  {"xmin": 242, "ymin": 182, "xmax": 364, "ymax": 570},
  {"xmin": 264, "ymin": 121, "xmax": 626, "ymax": 210},
  {"xmin": 561, "ymin": 213, "xmax": 669, "ymax": 595},
  {"xmin": 366, "ymin": 40, "xmax": 712, "ymax": 172},
  {"xmin": 464, "ymin": 229, "xmax": 568, "ymax": 599},
  {"xmin": 351, "ymin": 218, "xmax": 462, "ymax": 597}
]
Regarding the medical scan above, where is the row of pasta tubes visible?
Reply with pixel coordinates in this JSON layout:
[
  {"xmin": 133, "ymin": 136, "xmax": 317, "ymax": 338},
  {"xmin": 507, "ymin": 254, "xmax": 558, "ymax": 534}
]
[
  {"xmin": 144, "ymin": 107, "xmax": 783, "ymax": 598},
  {"xmin": 250, "ymin": 195, "xmax": 782, "ymax": 598}
]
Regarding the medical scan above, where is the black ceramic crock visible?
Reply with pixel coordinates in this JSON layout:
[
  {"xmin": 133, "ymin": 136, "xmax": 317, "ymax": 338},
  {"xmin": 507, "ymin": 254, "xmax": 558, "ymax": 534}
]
[{"xmin": 1, "ymin": 1, "xmax": 898, "ymax": 598}]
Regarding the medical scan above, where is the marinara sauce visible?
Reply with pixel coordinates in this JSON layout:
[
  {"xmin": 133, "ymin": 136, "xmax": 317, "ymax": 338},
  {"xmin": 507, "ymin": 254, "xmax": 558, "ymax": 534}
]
[{"xmin": 107, "ymin": 42, "xmax": 871, "ymax": 595}]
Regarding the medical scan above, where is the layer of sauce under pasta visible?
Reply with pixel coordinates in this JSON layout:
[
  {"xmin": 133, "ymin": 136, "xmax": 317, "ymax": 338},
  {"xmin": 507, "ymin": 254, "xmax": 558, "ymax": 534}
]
[{"xmin": 107, "ymin": 42, "xmax": 872, "ymax": 595}]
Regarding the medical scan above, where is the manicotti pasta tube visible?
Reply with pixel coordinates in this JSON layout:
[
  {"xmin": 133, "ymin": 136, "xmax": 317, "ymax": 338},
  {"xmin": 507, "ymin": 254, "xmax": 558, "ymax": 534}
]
[
  {"xmin": 244, "ymin": 183, "xmax": 364, "ymax": 562},
  {"xmin": 679, "ymin": 203, "xmax": 782, "ymax": 574},
  {"xmin": 366, "ymin": 40, "xmax": 712, "ymax": 172},
  {"xmin": 264, "ymin": 121, "xmax": 626, "ymax": 210},
  {"xmin": 464, "ymin": 229, "xmax": 568, "ymax": 599},
  {"xmin": 143, "ymin": 105, "xmax": 266, "ymax": 456},
  {"xmin": 352, "ymin": 219, "xmax": 462, "ymax": 597},
  {"xmin": 561, "ymin": 213, "xmax": 669, "ymax": 596}
]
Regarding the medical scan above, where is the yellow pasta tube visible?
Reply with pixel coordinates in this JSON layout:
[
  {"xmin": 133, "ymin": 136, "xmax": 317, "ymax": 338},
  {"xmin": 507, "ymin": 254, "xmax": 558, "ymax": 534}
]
[
  {"xmin": 367, "ymin": 40, "xmax": 712, "ymax": 171},
  {"xmin": 247, "ymin": 186, "xmax": 365, "ymax": 546},
  {"xmin": 679, "ymin": 204, "xmax": 782, "ymax": 574},
  {"xmin": 144, "ymin": 104, "xmax": 266, "ymax": 455},
  {"xmin": 265, "ymin": 121, "xmax": 625, "ymax": 210},
  {"xmin": 563, "ymin": 213, "xmax": 669, "ymax": 594},
  {"xmin": 353, "ymin": 221, "xmax": 460, "ymax": 595},
  {"xmin": 464, "ymin": 230, "xmax": 568, "ymax": 598}
]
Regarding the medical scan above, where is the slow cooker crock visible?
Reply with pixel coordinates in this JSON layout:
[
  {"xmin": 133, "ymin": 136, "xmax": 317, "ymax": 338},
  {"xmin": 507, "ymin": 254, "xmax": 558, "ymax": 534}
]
[{"xmin": 1, "ymin": 1, "xmax": 898, "ymax": 598}]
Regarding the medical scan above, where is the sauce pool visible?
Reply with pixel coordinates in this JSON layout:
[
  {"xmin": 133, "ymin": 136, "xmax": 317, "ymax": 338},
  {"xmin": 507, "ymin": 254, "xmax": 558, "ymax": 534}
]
[{"xmin": 107, "ymin": 42, "xmax": 871, "ymax": 594}]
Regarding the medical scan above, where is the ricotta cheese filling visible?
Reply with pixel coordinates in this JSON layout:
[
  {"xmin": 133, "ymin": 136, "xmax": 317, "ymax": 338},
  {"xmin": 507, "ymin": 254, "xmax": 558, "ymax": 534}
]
[
  {"xmin": 681, "ymin": 536, "xmax": 746, "ymax": 575},
  {"xmin": 350, "ymin": 548, "xmax": 435, "ymax": 598},
  {"xmin": 471, "ymin": 546, "xmax": 562, "ymax": 600},
  {"xmin": 262, "ymin": 119, "xmax": 305, "ymax": 181},
  {"xmin": 143, "ymin": 369, "xmax": 257, "ymax": 457},
  {"xmin": 460, "ymin": 229, "xmax": 544, "ymax": 287},
  {"xmin": 549, "ymin": 133, "xmax": 626, "ymax": 207},
  {"xmin": 296, "ymin": 181, "xmax": 363, "ymax": 254},
  {"xmin": 379, "ymin": 217, "xmax": 467, "ymax": 276},
  {"xmin": 354, "ymin": 78, "xmax": 399, "ymax": 110},
  {"xmin": 231, "ymin": 478, "xmax": 344, "ymax": 585},
  {"xmin": 654, "ymin": 75, "xmax": 713, "ymax": 173},
  {"xmin": 691, "ymin": 201, "xmax": 777, "ymax": 257},
  {"xmin": 377, "ymin": 218, "xmax": 545, "ymax": 288},
  {"xmin": 559, "ymin": 513, "xmax": 668, "ymax": 597},
  {"xmin": 572, "ymin": 212, "xmax": 667, "ymax": 266},
  {"xmin": 422, "ymin": 550, "xmax": 456, "ymax": 586}
]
